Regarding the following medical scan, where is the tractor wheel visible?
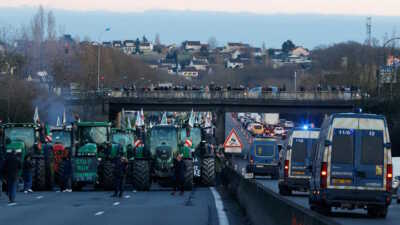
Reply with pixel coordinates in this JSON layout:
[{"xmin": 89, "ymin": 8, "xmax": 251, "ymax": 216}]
[
  {"xmin": 100, "ymin": 160, "xmax": 114, "ymax": 190},
  {"xmin": 33, "ymin": 157, "xmax": 46, "ymax": 191},
  {"xmin": 133, "ymin": 160, "xmax": 151, "ymax": 191},
  {"xmin": 184, "ymin": 159, "xmax": 194, "ymax": 190},
  {"xmin": 201, "ymin": 158, "xmax": 215, "ymax": 186}
]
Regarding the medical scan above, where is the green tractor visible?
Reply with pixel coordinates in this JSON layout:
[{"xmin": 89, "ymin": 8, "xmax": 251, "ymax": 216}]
[
  {"xmin": 1, "ymin": 123, "xmax": 54, "ymax": 190},
  {"xmin": 181, "ymin": 126, "xmax": 216, "ymax": 186},
  {"xmin": 133, "ymin": 124, "xmax": 194, "ymax": 190},
  {"xmin": 73, "ymin": 122, "xmax": 120, "ymax": 190}
]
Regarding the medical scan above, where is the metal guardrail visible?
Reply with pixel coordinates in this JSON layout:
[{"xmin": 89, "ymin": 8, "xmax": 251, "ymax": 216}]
[{"xmin": 66, "ymin": 90, "xmax": 362, "ymax": 101}]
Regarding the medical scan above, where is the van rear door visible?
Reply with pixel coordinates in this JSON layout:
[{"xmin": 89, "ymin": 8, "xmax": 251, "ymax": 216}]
[
  {"xmin": 354, "ymin": 119, "xmax": 385, "ymax": 189},
  {"xmin": 291, "ymin": 138, "xmax": 307, "ymax": 177},
  {"xmin": 331, "ymin": 128, "xmax": 355, "ymax": 187}
]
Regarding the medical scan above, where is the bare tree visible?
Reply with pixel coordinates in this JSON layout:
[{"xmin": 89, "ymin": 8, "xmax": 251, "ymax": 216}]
[
  {"xmin": 208, "ymin": 36, "xmax": 218, "ymax": 49},
  {"xmin": 47, "ymin": 10, "xmax": 56, "ymax": 41}
]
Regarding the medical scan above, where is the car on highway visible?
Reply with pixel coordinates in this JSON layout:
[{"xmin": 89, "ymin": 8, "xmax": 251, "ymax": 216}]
[
  {"xmin": 284, "ymin": 121, "xmax": 294, "ymax": 129},
  {"xmin": 279, "ymin": 127, "xmax": 320, "ymax": 195},
  {"xmin": 249, "ymin": 123, "xmax": 264, "ymax": 136},
  {"xmin": 246, "ymin": 137, "xmax": 282, "ymax": 179},
  {"xmin": 273, "ymin": 126, "xmax": 285, "ymax": 136},
  {"xmin": 309, "ymin": 113, "xmax": 393, "ymax": 218}
]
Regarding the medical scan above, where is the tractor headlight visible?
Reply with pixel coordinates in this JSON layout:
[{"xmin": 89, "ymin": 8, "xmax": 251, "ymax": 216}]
[
  {"xmin": 97, "ymin": 157, "xmax": 102, "ymax": 161},
  {"xmin": 15, "ymin": 149, "xmax": 22, "ymax": 153}
]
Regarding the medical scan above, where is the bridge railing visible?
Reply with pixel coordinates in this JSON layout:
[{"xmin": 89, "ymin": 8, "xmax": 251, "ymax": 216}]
[
  {"xmin": 107, "ymin": 90, "xmax": 362, "ymax": 101},
  {"xmin": 65, "ymin": 90, "xmax": 362, "ymax": 101}
]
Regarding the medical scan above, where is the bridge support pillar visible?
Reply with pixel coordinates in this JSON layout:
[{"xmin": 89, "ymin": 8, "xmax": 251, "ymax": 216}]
[{"xmin": 215, "ymin": 109, "xmax": 226, "ymax": 145}]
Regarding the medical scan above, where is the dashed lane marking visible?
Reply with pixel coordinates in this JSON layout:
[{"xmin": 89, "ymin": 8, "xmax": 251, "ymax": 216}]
[
  {"xmin": 210, "ymin": 187, "xmax": 229, "ymax": 225},
  {"xmin": 124, "ymin": 195, "xmax": 131, "ymax": 199},
  {"xmin": 113, "ymin": 202, "xmax": 120, "ymax": 206},
  {"xmin": 94, "ymin": 211, "xmax": 104, "ymax": 216},
  {"xmin": 36, "ymin": 196, "xmax": 43, "ymax": 199},
  {"xmin": 8, "ymin": 202, "xmax": 17, "ymax": 206}
]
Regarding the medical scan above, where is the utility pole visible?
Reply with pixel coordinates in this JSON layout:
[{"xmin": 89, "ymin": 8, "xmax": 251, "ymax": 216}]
[{"xmin": 97, "ymin": 28, "xmax": 110, "ymax": 92}]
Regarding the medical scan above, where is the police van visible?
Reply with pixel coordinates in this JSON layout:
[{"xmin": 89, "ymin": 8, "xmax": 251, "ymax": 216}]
[
  {"xmin": 279, "ymin": 127, "xmax": 320, "ymax": 195},
  {"xmin": 309, "ymin": 113, "xmax": 392, "ymax": 217},
  {"xmin": 247, "ymin": 138, "xmax": 281, "ymax": 179}
]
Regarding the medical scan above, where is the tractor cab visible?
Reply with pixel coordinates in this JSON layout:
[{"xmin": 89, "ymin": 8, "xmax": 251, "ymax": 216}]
[
  {"xmin": 111, "ymin": 128, "xmax": 134, "ymax": 160},
  {"xmin": 51, "ymin": 126, "xmax": 74, "ymax": 185},
  {"xmin": 1, "ymin": 123, "xmax": 39, "ymax": 158}
]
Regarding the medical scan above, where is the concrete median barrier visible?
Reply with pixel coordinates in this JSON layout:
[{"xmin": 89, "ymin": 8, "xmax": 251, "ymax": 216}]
[{"xmin": 223, "ymin": 166, "xmax": 339, "ymax": 225}]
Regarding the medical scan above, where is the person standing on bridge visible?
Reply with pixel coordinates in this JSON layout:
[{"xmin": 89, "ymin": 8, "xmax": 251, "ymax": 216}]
[
  {"xmin": 171, "ymin": 153, "xmax": 186, "ymax": 196},
  {"xmin": 4, "ymin": 150, "xmax": 21, "ymax": 203}
]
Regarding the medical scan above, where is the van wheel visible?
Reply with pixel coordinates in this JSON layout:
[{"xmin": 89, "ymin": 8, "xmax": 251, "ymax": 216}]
[
  {"xmin": 279, "ymin": 185, "xmax": 291, "ymax": 196},
  {"xmin": 368, "ymin": 206, "xmax": 387, "ymax": 218}
]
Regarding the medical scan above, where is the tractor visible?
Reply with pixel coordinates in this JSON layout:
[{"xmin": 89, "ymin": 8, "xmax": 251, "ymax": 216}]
[
  {"xmin": 51, "ymin": 125, "xmax": 74, "ymax": 187},
  {"xmin": 181, "ymin": 125, "xmax": 216, "ymax": 186},
  {"xmin": 0, "ymin": 123, "xmax": 54, "ymax": 190},
  {"xmin": 133, "ymin": 124, "xmax": 193, "ymax": 190},
  {"xmin": 73, "ymin": 121, "xmax": 119, "ymax": 190}
]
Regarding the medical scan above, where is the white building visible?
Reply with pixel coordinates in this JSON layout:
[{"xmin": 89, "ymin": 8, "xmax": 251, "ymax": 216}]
[
  {"xmin": 184, "ymin": 41, "xmax": 202, "ymax": 51},
  {"xmin": 139, "ymin": 42, "xmax": 153, "ymax": 53},
  {"xmin": 189, "ymin": 60, "xmax": 208, "ymax": 71},
  {"xmin": 123, "ymin": 40, "xmax": 136, "ymax": 55},
  {"xmin": 226, "ymin": 58, "xmax": 244, "ymax": 69}
]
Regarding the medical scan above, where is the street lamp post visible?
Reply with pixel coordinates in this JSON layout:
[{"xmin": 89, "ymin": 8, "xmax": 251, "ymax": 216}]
[{"xmin": 97, "ymin": 28, "xmax": 110, "ymax": 92}]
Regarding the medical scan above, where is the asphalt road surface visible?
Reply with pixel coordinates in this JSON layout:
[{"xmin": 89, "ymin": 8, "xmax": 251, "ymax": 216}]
[
  {"xmin": 226, "ymin": 112, "xmax": 400, "ymax": 225},
  {"xmin": 0, "ymin": 185, "xmax": 248, "ymax": 225}
]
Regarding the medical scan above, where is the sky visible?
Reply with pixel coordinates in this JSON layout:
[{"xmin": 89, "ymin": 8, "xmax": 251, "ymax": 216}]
[{"xmin": 1, "ymin": 0, "xmax": 400, "ymax": 16}]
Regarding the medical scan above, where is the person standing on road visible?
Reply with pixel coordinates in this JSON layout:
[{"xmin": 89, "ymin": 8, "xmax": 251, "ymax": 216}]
[
  {"xmin": 112, "ymin": 151, "xmax": 128, "ymax": 198},
  {"xmin": 4, "ymin": 150, "xmax": 21, "ymax": 203},
  {"xmin": 171, "ymin": 153, "xmax": 186, "ymax": 196},
  {"xmin": 22, "ymin": 154, "xmax": 33, "ymax": 194},
  {"xmin": 215, "ymin": 146, "xmax": 225, "ymax": 187},
  {"xmin": 61, "ymin": 156, "xmax": 73, "ymax": 192},
  {"xmin": 0, "ymin": 154, "xmax": 4, "ymax": 198}
]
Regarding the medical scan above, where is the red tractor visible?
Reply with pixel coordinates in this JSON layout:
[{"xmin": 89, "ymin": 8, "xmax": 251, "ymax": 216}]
[{"xmin": 51, "ymin": 126, "xmax": 74, "ymax": 186}]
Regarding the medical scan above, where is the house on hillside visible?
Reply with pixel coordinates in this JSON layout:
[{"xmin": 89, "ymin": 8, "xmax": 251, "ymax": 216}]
[
  {"xmin": 183, "ymin": 41, "xmax": 202, "ymax": 51},
  {"xmin": 123, "ymin": 40, "xmax": 136, "ymax": 55},
  {"xmin": 225, "ymin": 42, "xmax": 249, "ymax": 52},
  {"xmin": 291, "ymin": 46, "xmax": 310, "ymax": 57},
  {"xmin": 189, "ymin": 60, "xmax": 208, "ymax": 71},
  {"xmin": 102, "ymin": 41, "xmax": 112, "ymax": 47},
  {"xmin": 179, "ymin": 67, "xmax": 199, "ymax": 78},
  {"xmin": 139, "ymin": 42, "xmax": 153, "ymax": 53},
  {"xmin": 226, "ymin": 58, "xmax": 244, "ymax": 69},
  {"xmin": 112, "ymin": 41, "xmax": 123, "ymax": 49}
]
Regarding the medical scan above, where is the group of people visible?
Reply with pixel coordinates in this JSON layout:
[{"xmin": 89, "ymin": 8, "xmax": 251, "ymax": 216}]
[{"xmin": 0, "ymin": 150, "xmax": 34, "ymax": 204}]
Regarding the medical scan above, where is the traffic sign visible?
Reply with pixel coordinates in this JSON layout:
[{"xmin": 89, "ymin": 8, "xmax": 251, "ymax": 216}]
[{"xmin": 224, "ymin": 129, "xmax": 243, "ymax": 153}]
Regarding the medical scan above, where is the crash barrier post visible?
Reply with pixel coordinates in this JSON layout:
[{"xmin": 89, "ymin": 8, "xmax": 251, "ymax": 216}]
[{"xmin": 222, "ymin": 166, "xmax": 340, "ymax": 225}]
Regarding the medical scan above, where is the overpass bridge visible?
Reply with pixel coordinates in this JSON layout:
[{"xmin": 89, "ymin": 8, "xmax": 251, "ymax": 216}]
[{"xmin": 65, "ymin": 90, "xmax": 361, "ymax": 144}]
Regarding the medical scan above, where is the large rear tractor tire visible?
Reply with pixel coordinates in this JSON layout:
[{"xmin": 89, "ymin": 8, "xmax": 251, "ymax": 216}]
[
  {"xmin": 99, "ymin": 160, "xmax": 114, "ymax": 190},
  {"xmin": 33, "ymin": 157, "xmax": 46, "ymax": 191},
  {"xmin": 133, "ymin": 160, "xmax": 151, "ymax": 191},
  {"xmin": 201, "ymin": 158, "xmax": 215, "ymax": 186},
  {"xmin": 184, "ymin": 159, "xmax": 194, "ymax": 190}
]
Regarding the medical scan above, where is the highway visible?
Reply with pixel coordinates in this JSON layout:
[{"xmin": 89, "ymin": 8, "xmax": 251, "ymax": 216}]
[
  {"xmin": 225, "ymin": 112, "xmax": 400, "ymax": 225},
  {"xmin": 0, "ymin": 185, "xmax": 248, "ymax": 225}
]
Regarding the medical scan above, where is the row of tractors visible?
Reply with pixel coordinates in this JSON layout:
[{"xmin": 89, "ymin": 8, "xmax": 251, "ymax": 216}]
[{"xmin": 0, "ymin": 120, "xmax": 216, "ymax": 191}]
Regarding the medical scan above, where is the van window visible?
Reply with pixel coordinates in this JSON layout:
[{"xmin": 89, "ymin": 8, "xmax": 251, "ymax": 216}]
[
  {"xmin": 361, "ymin": 132, "xmax": 383, "ymax": 165},
  {"xmin": 332, "ymin": 133, "xmax": 354, "ymax": 164},
  {"xmin": 255, "ymin": 144, "xmax": 274, "ymax": 157},
  {"xmin": 292, "ymin": 139, "xmax": 307, "ymax": 162}
]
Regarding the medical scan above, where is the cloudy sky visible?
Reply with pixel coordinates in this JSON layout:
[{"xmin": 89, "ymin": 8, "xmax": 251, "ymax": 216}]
[{"xmin": 0, "ymin": 0, "xmax": 400, "ymax": 16}]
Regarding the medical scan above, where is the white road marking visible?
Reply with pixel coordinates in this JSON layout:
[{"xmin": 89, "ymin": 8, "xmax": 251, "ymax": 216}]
[
  {"xmin": 113, "ymin": 202, "xmax": 120, "ymax": 206},
  {"xmin": 8, "ymin": 202, "xmax": 17, "ymax": 206},
  {"xmin": 210, "ymin": 187, "xmax": 229, "ymax": 225},
  {"xmin": 124, "ymin": 195, "xmax": 131, "ymax": 199},
  {"xmin": 132, "ymin": 190, "xmax": 137, "ymax": 193},
  {"xmin": 36, "ymin": 196, "xmax": 43, "ymax": 199},
  {"xmin": 94, "ymin": 211, "xmax": 104, "ymax": 216}
]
